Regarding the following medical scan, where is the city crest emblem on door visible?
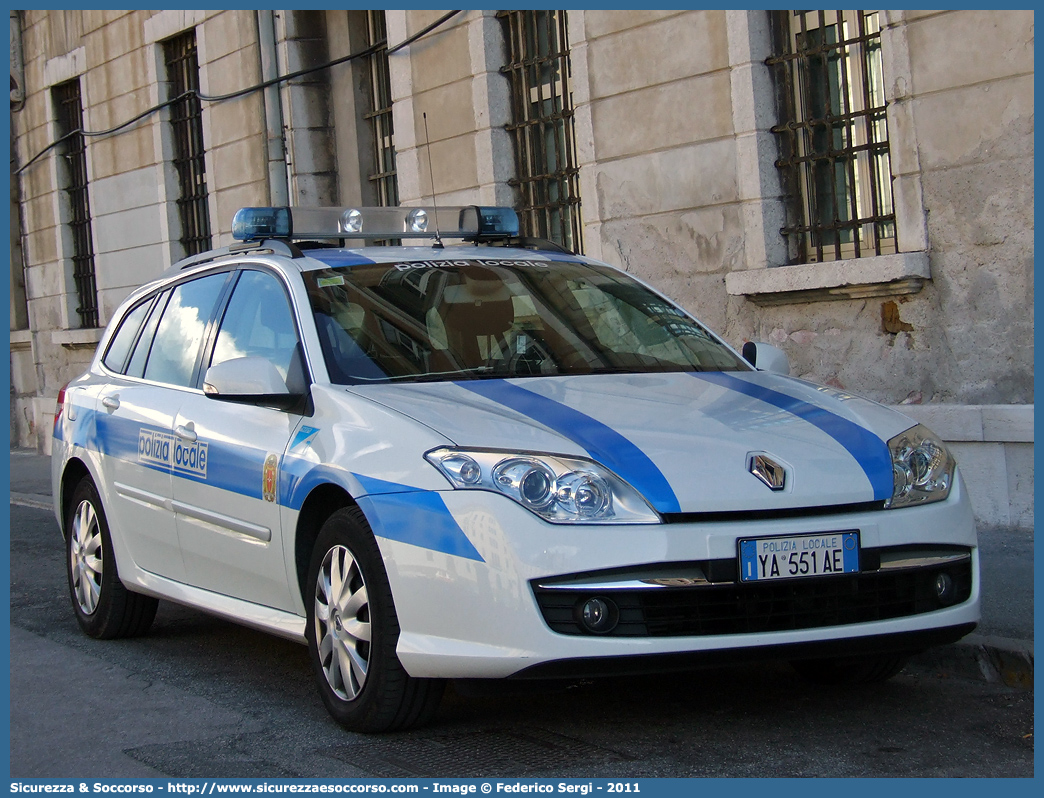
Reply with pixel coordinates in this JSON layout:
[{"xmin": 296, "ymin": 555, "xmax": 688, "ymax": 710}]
[{"xmin": 262, "ymin": 453, "xmax": 279, "ymax": 502}]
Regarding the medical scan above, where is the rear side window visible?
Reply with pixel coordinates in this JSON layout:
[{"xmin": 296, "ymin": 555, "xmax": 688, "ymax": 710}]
[
  {"xmin": 101, "ymin": 298, "xmax": 153, "ymax": 374},
  {"xmin": 142, "ymin": 273, "xmax": 230, "ymax": 387},
  {"xmin": 126, "ymin": 290, "xmax": 169, "ymax": 379}
]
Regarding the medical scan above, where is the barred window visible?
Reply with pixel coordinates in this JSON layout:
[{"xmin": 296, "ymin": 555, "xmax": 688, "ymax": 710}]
[
  {"xmin": 363, "ymin": 10, "xmax": 398, "ymax": 207},
  {"xmin": 52, "ymin": 78, "xmax": 98, "ymax": 328},
  {"xmin": 499, "ymin": 10, "xmax": 583, "ymax": 253},
  {"xmin": 164, "ymin": 31, "xmax": 211, "ymax": 257},
  {"xmin": 767, "ymin": 10, "xmax": 896, "ymax": 264}
]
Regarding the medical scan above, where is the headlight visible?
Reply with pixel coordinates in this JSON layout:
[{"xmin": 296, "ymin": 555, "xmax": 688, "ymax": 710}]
[
  {"xmin": 425, "ymin": 447, "xmax": 660, "ymax": 524},
  {"xmin": 886, "ymin": 424, "xmax": 955, "ymax": 509}
]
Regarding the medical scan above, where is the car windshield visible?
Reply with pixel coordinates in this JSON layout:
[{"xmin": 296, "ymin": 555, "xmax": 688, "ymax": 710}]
[{"xmin": 303, "ymin": 257, "xmax": 746, "ymax": 384}]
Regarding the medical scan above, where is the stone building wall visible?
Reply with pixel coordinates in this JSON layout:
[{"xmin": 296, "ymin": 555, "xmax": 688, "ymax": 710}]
[
  {"xmin": 390, "ymin": 10, "xmax": 514, "ymax": 208},
  {"xmin": 13, "ymin": 10, "xmax": 272, "ymax": 450},
  {"xmin": 568, "ymin": 9, "xmax": 1033, "ymax": 529},
  {"xmin": 571, "ymin": 10, "xmax": 1033, "ymax": 409},
  {"xmin": 12, "ymin": 7, "xmax": 273, "ymax": 449}
]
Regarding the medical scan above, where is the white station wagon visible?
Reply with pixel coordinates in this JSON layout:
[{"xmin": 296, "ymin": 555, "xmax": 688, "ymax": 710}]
[{"xmin": 53, "ymin": 205, "xmax": 979, "ymax": 732}]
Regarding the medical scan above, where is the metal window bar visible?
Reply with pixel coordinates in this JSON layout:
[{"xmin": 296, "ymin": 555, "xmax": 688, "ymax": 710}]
[
  {"xmin": 363, "ymin": 10, "xmax": 399, "ymax": 207},
  {"xmin": 499, "ymin": 10, "xmax": 583, "ymax": 253},
  {"xmin": 52, "ymin": 79, "xmax": 98, "ymax": 328},
  {"xmin": 164, "ymin": 31, "xmax": 212, "ymax": 256},
  {"xmin": 767, "ymin": 10, "xmax": 896, "ymax": 264}
]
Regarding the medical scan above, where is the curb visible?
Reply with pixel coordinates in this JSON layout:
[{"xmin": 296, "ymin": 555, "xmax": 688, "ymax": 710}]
[
  {"xmin": 909, "ymin": 634, "xmax": 1034, "ymax": 689},
  {"xmin": 10, "ymin": 492, "xmax": 52, "ymax": 511}
]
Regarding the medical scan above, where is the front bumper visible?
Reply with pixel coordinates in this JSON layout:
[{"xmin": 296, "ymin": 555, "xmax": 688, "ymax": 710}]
[{"xmin": 372, "ymin": 471, "xmax": 979, "ymax": 679}]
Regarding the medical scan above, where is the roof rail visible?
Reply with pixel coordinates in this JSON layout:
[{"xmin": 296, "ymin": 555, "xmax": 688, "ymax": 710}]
[{"xmin": 170, "ymin": 239, "xmax": 303, "ymax": 272}]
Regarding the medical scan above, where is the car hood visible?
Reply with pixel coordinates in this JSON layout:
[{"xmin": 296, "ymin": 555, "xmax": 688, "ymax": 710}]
[{"xmin": 346, "ymin": 372, "xmax": 915, "ymax": 514}]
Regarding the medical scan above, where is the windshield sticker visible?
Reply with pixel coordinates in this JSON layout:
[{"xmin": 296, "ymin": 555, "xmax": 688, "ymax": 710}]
[
  {"xmin": 263, "ymin": 453, "xmax": 278, "ymax": 502},
  {"xmin": 138, "ymin": 428, "xmax": 209, "ymax": 479},
  {"xmin": 316, "ymin": 275, "xmax": 345, "ymax": 288}
]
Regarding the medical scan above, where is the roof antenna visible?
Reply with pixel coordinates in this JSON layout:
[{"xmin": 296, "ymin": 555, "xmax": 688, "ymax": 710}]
[{"xmin": 422, "ymin": 112, "xmax": 444, "ymax": 249}]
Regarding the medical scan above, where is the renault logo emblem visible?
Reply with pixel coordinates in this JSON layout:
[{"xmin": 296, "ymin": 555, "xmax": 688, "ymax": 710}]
[{"xmin": 749, "ymin": 453, "xmax": 786, "ymax": 491}]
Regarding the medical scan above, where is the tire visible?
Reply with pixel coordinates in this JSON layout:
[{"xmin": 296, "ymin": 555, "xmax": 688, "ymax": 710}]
[
  {"xmin": 790, "ymin": 653, "xmax": 909, "ymax": 685},
  {"xmin": 65, "ymin": 476, "xmax": 158, "ymax": 639},
  {"xmin": 306, "ymin": 506, "xmax": 444, "ymax": 733}
]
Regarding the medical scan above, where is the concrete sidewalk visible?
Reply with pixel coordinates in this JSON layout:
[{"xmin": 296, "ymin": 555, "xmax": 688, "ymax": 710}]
[{"xmin": 9, "ymin": 448, "xmax": 1032, "ymax": 688}]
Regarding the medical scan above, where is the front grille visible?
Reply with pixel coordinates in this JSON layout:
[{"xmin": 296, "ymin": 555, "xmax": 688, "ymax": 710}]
[{"xmin": 533, "ymin": 558, "xmax": 972, "ymax": 638}]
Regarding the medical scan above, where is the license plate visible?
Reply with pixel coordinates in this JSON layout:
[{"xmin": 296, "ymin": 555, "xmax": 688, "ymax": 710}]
[{"xmin": 738, "ymin": 531, "xmax": 859, "ymax": 582}]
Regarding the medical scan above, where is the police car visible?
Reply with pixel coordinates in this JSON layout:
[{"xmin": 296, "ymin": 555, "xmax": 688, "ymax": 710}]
[{"xmin": 52, "ymin": 205, "xmax": 979, "ymax": 732}]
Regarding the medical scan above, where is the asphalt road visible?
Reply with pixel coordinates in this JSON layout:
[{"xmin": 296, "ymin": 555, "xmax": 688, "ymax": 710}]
[{"xmin": 9, "ymin": 503, "xmax": 1034, "ymax": 779}]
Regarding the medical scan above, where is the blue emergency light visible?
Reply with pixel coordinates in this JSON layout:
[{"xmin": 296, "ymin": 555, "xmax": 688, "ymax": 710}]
[{"xmin": 231, "ymin": 205, "xmax": 519, "ymax": 242}]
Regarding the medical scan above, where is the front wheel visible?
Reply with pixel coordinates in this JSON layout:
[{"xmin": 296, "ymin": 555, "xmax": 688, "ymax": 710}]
[
  {"xmin": 306, "ymin": 506, "xmax": 443, "ymax": 732},
  {"xmin": 65, "ymin": 476, "xmax": 158, "ymax": 639}
]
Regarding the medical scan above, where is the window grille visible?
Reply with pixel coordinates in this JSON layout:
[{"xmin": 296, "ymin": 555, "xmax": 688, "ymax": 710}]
[
  {"xmin": 767, "ymin": 10, "xmax": 896, "ymax": 264},
  {"xmin": 363, "ymin": 10, "xmax": 398, "ymax": 207},
  {"xmin": 499, "ymin": 10, "xmax": 583, "ymax": 253},
  {"xmin": 52, "ymin": 78, "xmax": 98, "ymax": 328},
  {"xmin": 164, "ymin": 31, "xmax": 211, "ymax": 256}
]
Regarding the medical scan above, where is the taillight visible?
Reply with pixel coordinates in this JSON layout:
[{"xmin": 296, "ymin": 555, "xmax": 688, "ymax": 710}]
[{"xmin": 53, "ymin": 383, "xmax": 69, "ymax": 437}]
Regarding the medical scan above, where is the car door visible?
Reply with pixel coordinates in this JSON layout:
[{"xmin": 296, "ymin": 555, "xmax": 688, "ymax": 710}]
[
  {"xmin": 96, "ymin": 271, "xmax": 233, "ymax": 583},
  {"xmin": 171, "ymin": 267, "xmax": 307, "ymax": 612}
]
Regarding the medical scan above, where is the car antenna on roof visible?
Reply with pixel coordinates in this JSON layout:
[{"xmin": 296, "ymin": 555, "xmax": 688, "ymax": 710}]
[{"xmin": 422, "ymin": 112, "xmax": 444, "ymax": 249}]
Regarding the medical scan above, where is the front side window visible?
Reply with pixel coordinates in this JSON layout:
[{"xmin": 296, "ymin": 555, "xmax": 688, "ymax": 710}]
[
  {"xmin": 767, "ymin": 10, "xmax": 895, "ymax": 264},
  {"xmin": 304, "ymin": 258, "xmax": 744, "ymax": 384},
  {"xmin": 211, "ymin": 270, "xmax": 303, "ymax": 385},
  {"xmin": 143, "ymin": 273, "xmax": 229, "ymax": 387}
]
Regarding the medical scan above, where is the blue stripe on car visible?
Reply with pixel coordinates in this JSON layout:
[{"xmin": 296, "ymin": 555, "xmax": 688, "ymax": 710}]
[
  {"xmin": 302, "ymin": 251, "xmax": 377, "ymax": 268},
  {"xmin": 456, "ymin": 379, "xmax": 681, "ymax": 514},
  {"xmin": 358, "ymin": 490, "xmax": 484, "ymax": 562},
  {"xmin": 352, "ymin": 472, "xmax": 423, "ymax": 497},
  {"xmin": 282, "ymin": 465, "xmax": 480, "ymax": 560},
  {"xmin": 692, "ymin": 371, "xmax": 894, "ymax": 501},
  {"xmin": 83, "ymin": 409, "xmax": 482, "ymax": 559}
]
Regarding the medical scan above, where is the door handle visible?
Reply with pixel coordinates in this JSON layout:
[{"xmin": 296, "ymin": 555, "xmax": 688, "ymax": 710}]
[
  {"xmin": 175, "ymin": 423, "xmax": 197, "ymax": 442},
  {"xmin": 101, "ymin": 396, "xmax": 120, "ymax": 411}
]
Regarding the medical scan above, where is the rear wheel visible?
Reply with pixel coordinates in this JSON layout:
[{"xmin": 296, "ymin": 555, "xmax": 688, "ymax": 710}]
[
  {"xmin": 66, "ymin": 477, "xmax": 158, "ymax": 639},
  {"xmin": 306, "ymin": 506, "xmax": 444, "ymax": 732},
  {"xmin": 791, "ymin": 653, "xmax": 909, "ymax": 685}
]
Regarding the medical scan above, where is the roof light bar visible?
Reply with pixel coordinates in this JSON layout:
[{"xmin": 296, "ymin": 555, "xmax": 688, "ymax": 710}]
[{"xmin": 231, "ymin": 206, "xmax": 519, "ymax": 242}]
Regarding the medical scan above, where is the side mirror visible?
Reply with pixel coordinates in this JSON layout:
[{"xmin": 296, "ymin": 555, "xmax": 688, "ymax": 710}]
[
  {"xmin": 203, "ymin": 357, "xmax": 304, "ymax": 411},
  {"xmin": 741, "ymin": 341, "xmax": 790, "ymax": 375}
]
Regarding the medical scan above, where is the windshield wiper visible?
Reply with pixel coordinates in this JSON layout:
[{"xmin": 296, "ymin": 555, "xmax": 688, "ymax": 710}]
[{"xmin": 379, "ymin": 366, "xmax": 496, "ymax": 383}]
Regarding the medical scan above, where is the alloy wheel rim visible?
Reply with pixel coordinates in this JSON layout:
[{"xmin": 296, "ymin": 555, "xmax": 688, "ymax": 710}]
[
  {"xmin": 314, "ymin": 544, "xmax": 371, "ymax": 701},
  {"xmin": 70, "ymin": 499, "xmax": 103, "ymax": 615}
]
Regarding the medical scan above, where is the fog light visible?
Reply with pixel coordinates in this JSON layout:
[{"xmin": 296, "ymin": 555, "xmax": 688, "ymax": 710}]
[
  {"xmin": 578, "ymin": 597, "xmax": 618, "ymax": 634},
  {"xmin": 934, "ymin": 572, "xmax": 955, "ymax": 605}
]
